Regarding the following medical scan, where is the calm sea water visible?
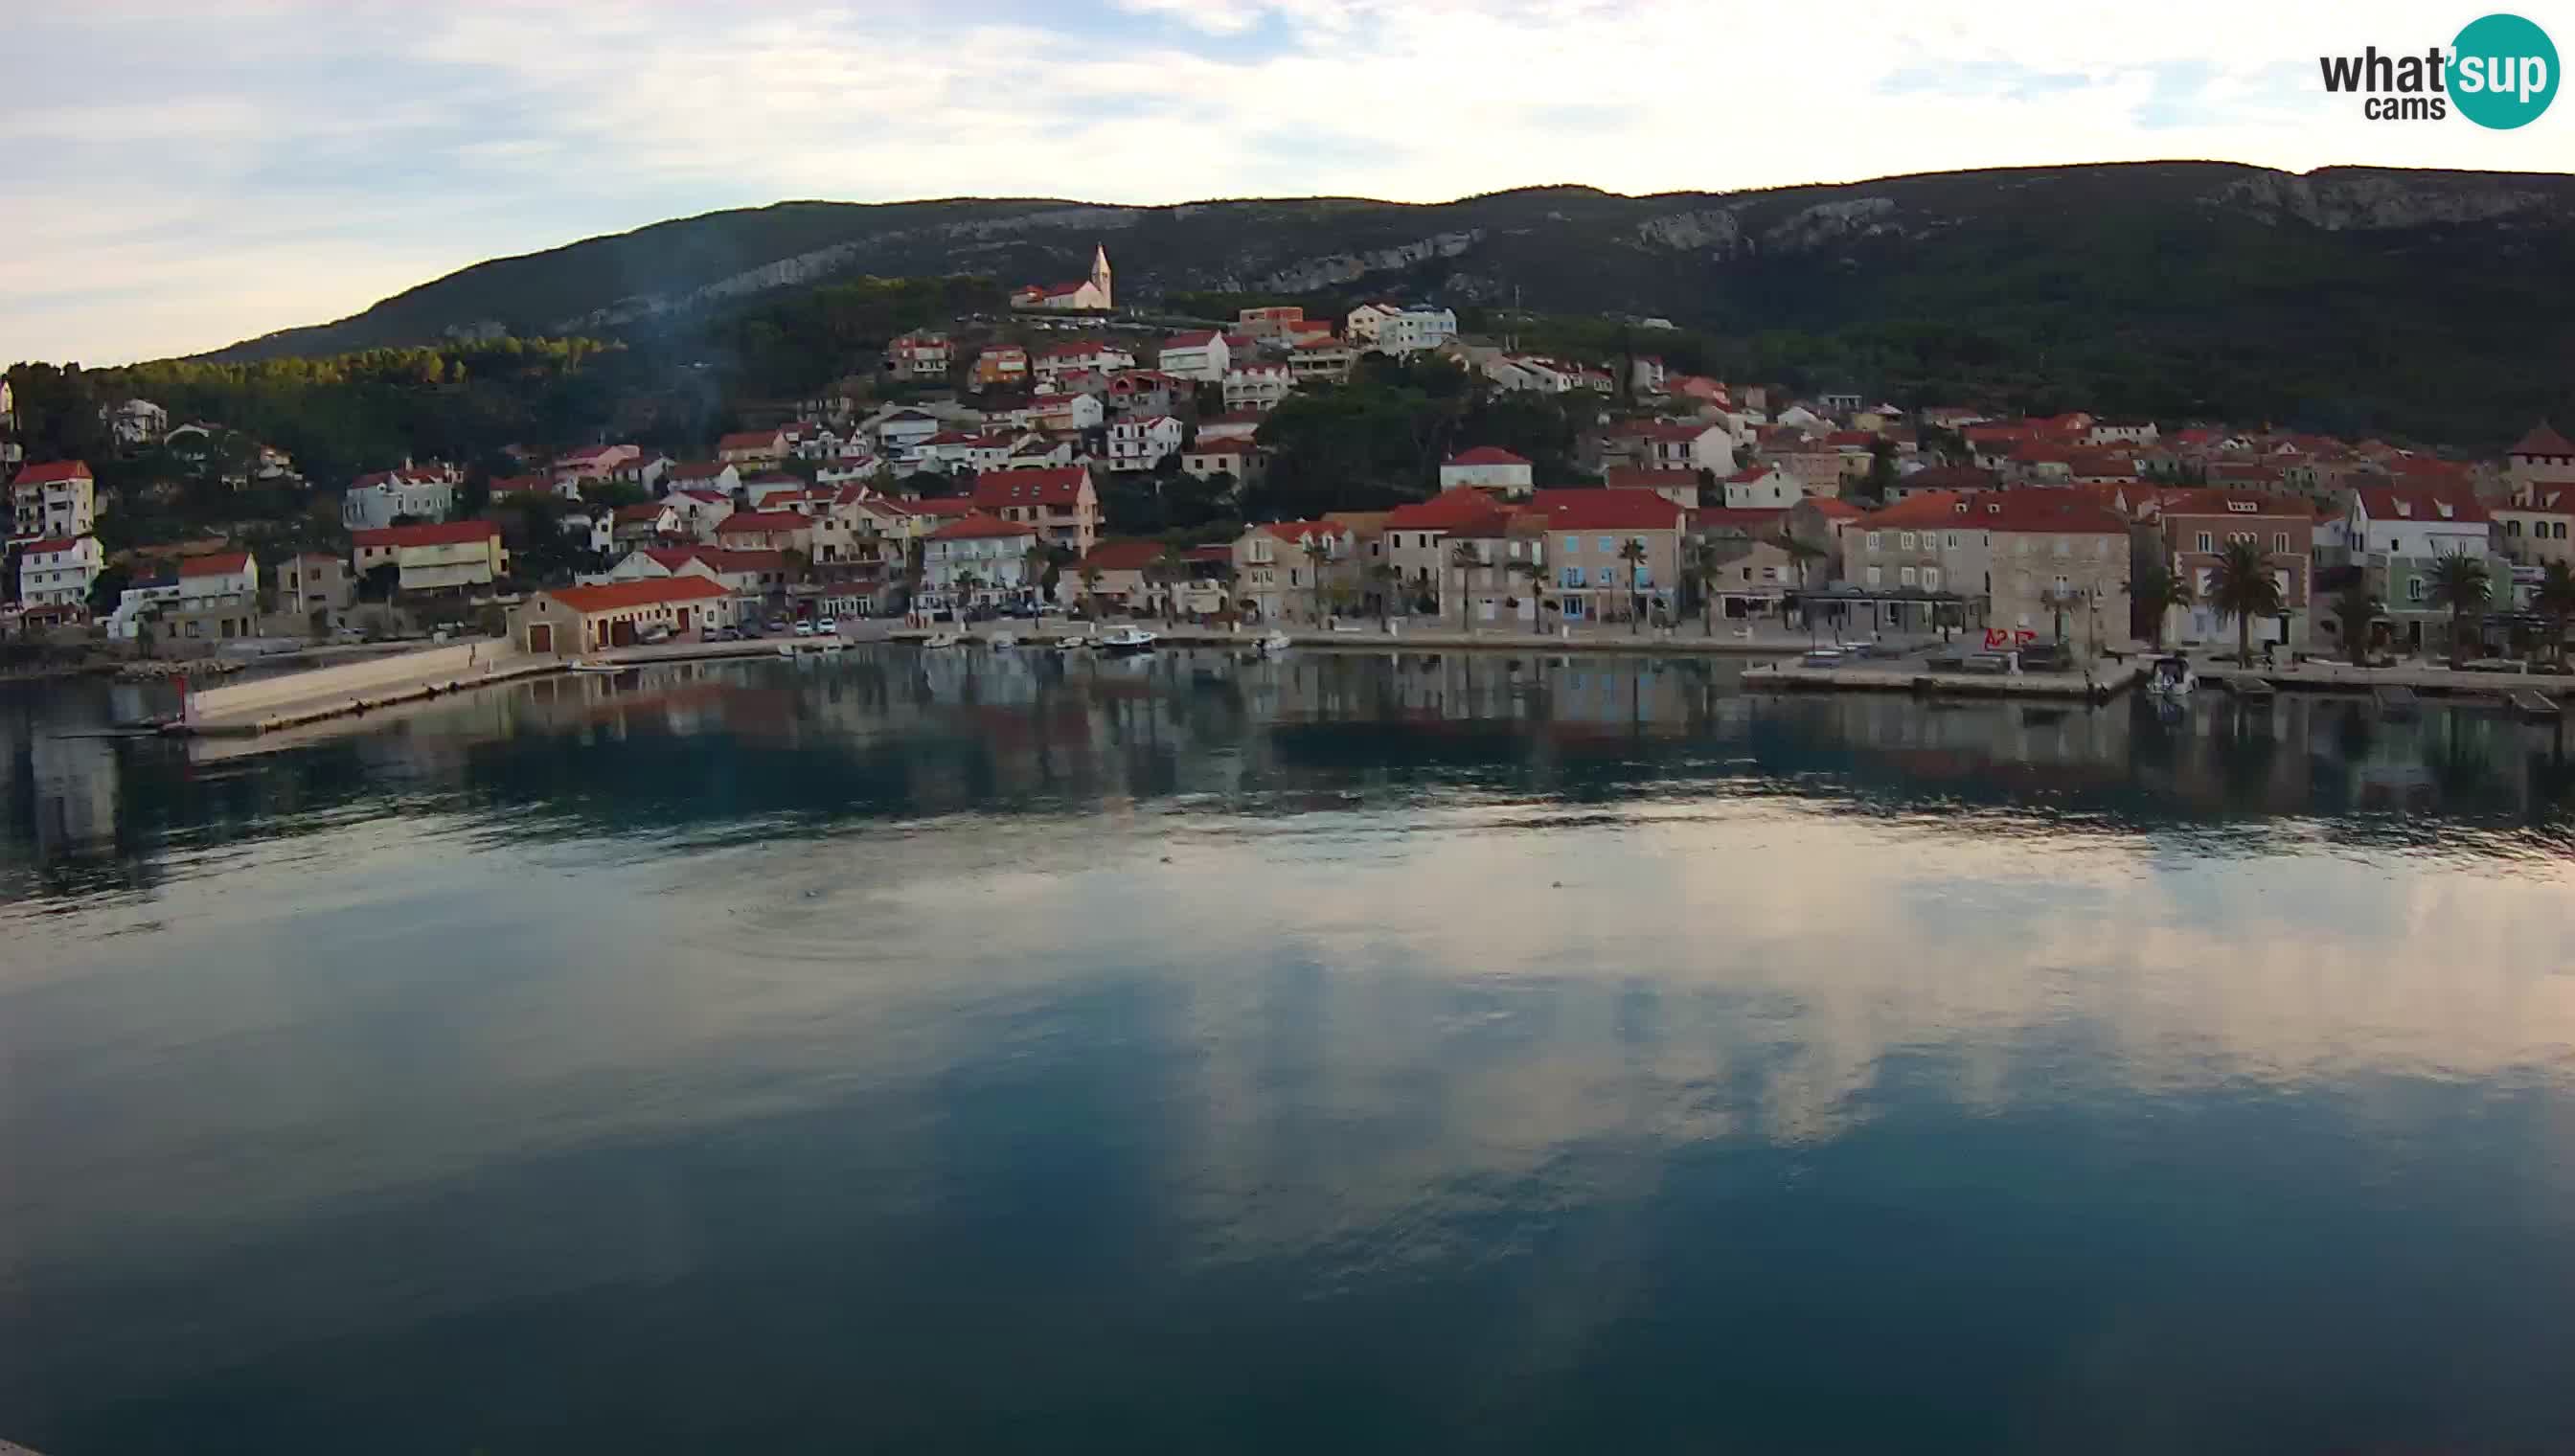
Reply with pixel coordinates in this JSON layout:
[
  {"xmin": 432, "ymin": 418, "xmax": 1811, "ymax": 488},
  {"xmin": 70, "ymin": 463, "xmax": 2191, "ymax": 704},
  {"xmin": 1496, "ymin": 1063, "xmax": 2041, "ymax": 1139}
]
[{"xmin": 5, "ymin": 648, "xmax": 2575, "ymax": 1454}]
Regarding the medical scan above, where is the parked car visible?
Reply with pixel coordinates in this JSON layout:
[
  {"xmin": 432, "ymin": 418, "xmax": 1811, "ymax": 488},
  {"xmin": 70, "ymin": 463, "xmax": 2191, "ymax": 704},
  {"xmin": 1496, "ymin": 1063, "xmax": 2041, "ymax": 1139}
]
[
  {"xmin": 706, "ymin": 626, "xmax": 739, "ymax": 643},
  {"xmin": 766, "ymin": 617, "xmax": 790, "ymax": 632},
  {"xmin": 2017, "ymin": 643, "xmax": 2068, "ymax": 672},
  {"xmin": 792, "ymin": 620, "xmax": 816, "ymax": 637},
  {"xmin": 816, "ymin": 617, "xmax": 838, "ymax": 634},
  {"xmin": 639, "ymin": 625, "xmax": 672, "ymax": 645}
]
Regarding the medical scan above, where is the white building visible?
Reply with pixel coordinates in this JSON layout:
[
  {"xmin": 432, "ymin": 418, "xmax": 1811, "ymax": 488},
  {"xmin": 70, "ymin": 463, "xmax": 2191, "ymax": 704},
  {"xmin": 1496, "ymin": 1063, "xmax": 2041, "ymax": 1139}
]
[
  {"xmin": 11, "ymin": 461, "xmax": 98, "ymax": 540},
  {"xmin": 1345, "ymin": 302, "xmax": 1400, "ymax": 345},
  {"xmin": 1107, "ymin": 415, "xmax": 1185, "ymax": 472},
  {"xmin": 1722, "ymin": 465, "xmax": 1799, "ymax": 510},
  {"xmin": 1222, "ymin": 364, "xmax": 1293, "ymax": 413},
  {"xmin": 1439, "ymin": 446, "xmax": 1534, "ymax": 495},
  {"xmin": 340, "ymin": 466, "xmax": 458, "ymax": 531},
  {"xmin": 17, "ymin": 535, "xmax": 103, "ymax": 612},
  {"xmin": 100, "ymin": 398, "xmax": 168, "ymax": 447},
  {"xmin": 920, "ymin": 513, "xmax": 1042, "ymax": 615},
  {"xmin": 1157, "ymin": 330, "xmax": 1231, "ymax": 382},
  {"xmin": 1375, "ymin": 307, "xmax": 1458, "ymax": 356}
]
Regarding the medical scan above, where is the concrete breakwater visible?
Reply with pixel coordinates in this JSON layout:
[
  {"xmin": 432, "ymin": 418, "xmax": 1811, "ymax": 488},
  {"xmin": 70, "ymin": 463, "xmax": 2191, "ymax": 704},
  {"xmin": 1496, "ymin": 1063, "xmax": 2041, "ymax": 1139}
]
[{"xmin": 181, "ymin": 641, "xmax": 550, "ymax": 736}]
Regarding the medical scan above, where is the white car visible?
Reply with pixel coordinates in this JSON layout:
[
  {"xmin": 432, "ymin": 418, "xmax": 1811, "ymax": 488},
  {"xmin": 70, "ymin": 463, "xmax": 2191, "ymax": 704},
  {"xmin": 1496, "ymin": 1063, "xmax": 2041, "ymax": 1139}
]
[
  {"xmin": 792, "ymin": 621, "xmax": 816, "ymax": 638},
  {"xmin": 816, "ymin": 617, "xmax": 838, "ymax": 634}
]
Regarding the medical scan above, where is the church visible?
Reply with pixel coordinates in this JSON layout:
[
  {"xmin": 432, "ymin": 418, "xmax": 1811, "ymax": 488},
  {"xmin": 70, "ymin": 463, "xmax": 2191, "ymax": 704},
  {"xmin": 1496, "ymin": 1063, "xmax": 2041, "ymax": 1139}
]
[{"xmin": 1012, "ymin": 245, "xmax": 1112, "ymax": 311}]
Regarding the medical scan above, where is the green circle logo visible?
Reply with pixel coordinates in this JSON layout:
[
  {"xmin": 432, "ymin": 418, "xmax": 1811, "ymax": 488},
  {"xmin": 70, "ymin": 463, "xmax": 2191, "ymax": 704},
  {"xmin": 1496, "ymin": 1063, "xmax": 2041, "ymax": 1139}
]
[{"xmin": 2451, "ymin": 12, "xmax": 2558, "ymax": 128}]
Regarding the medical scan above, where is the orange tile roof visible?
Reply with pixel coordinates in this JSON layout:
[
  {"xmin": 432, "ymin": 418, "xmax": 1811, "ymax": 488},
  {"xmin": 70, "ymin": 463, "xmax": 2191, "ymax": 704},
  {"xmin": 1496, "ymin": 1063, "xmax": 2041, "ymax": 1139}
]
[{"xmin": 546, "ymin": 578, "xmax": 731, "ymax": 613}]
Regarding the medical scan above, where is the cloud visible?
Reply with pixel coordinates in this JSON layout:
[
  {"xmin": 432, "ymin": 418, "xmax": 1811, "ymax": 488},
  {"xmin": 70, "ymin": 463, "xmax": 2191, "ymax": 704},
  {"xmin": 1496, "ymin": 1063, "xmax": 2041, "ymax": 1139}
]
[{"xmin": 4, "ymin": 0, "xmax": 2559, "ymax": 363}]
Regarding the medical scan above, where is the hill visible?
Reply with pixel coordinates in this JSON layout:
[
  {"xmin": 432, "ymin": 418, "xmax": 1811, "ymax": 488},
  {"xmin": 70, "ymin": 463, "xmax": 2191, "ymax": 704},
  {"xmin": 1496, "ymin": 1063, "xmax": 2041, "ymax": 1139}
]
[{"xmin": 194, "ymin": 162, "xmax": 2575, "ymax": 448}]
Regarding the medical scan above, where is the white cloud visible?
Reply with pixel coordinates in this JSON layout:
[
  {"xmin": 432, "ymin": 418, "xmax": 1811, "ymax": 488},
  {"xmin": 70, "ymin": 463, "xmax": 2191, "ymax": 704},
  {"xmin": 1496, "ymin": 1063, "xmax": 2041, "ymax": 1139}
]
[{"xmin": 7, "ymin": 0, "xmax": 2569, "ymax": 363}]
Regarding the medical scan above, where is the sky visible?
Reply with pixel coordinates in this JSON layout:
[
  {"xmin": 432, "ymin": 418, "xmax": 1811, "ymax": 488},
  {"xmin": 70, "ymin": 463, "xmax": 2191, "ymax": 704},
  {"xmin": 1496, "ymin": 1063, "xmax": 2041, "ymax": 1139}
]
[{"xmin": 8, "ymin": 0, "xmax": 2572, "ymax": 365}]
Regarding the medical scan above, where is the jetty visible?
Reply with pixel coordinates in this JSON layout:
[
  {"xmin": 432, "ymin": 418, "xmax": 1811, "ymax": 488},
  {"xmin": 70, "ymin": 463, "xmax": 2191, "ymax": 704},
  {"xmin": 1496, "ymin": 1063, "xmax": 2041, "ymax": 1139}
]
[{"xmin": 1739, "ymin": 658, "xmax": 2139, "ymax": 702}]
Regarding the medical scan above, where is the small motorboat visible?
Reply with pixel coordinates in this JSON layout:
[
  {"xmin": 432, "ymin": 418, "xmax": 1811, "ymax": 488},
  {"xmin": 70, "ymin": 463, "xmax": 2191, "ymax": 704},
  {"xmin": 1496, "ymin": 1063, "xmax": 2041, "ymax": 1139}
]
[
  {"xmin": 568, "ymin": 659, "xmax": 632, "ymax": 675},
  {"xmin": 1055, "ymin": 636, "xmax": 1092, "ymax": 653},
  {"xmin": 2146, "ymin": 654, "xmax": 2196, "ymax": 698},
  {"xmin": 1255, "ymin": 629, "xmax": 1293, "ymax": 657},
  {"xmin": 776, "ymin": 643, "xmax": 795, "ymax": 658},
  {"xmin": 923, "ymin": 632, "xmax": 962, "ymax": 648},
  {"xmin": 988, "ymin": 631, "xmax": 1019, "ymax": 649},
  {"xmin": 1097, "ymin": 626, "xmax": 1158, "ymax": 657}
]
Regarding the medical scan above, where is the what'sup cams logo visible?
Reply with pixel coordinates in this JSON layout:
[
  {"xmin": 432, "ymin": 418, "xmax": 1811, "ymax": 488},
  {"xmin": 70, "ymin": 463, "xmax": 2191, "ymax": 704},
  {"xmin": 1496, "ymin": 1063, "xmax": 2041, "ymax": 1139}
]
[{"xmin": 2319, "ymin": 12, "xmax": 2559, "ymax": 126}]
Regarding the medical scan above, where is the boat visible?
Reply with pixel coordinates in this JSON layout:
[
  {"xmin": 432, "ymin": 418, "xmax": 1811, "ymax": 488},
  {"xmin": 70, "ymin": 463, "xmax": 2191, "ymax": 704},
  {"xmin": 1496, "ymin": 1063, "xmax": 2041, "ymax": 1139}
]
[
  {"xmin": 923, "ymin": 632, "xmax": 962, "ymax": 648},
  {"xmin": 1055, "ymin": 635, "xmax": 1092, "ymax": 653},
  {"xmin": 2145, "ymin": 654, "xmax": 2196, "ymax": 699},
  {"xmin": 2373, "ymin": 684, "xmax": 2420, "ymax": 719},
  {"xmin": 568, "ymin": 659, "xmax": 633, "ymax": 675},
  {"xmin": 2508, "ymin": 688, "xmax": 2561, "ymax": 721},
  {"xmin": 1097, "ymin": 626, "xmax": 1158, "ymax": 657},
  {"xmin": 1254, "ymin": 629, "xmax": 1293, "ymax": 657},
  {"xmin": 776, "ymin": 643, "xmax": 795, "ymax": 658},
  {"xmin": 987, "ymin": 631, "xmax": 1019, "ymax": 649}
]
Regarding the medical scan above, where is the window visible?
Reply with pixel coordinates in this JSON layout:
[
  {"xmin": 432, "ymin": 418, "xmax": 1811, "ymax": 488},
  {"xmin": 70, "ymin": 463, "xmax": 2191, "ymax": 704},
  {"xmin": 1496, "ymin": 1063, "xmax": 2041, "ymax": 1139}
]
[
  {"xmin": 1924, "ymin": 567, "xmax": 1942, "ymax": 591},
  {"xmin": 1945, "ymin": 533, "xmax": 1960, "ymax": 549},
  {"xmin": 1899, "ymin": 532, "xmax": 1917, "ymax": 550},
  {"xmin": 1561, "ymin": 535, "xmax": 1579, "ymax": 556},
  {"xmin": 1900, "ymin": 565, "xmax": 1917, "ymax": 586},
  {"xmin": 1865, "ymin": 565, "xmax": 1882, "ymax": 587},
  {"xmin": 1866, "ymin": 531, "xmax": 1882, "ymax": 553},
  {"xmin": 2388, "ymin": 537, "xmax": 2401, "ymax": 555},
  {"xmin": 2407, "ymin": 577, "xmax": 2425, "ymax": 603},
  {"xmin": 2506, "ymin": 519, "xmax": 2524, "ymax": 537},
  {"xmin": 1561, "ymin": 566, "xmax": 1585, "ymax": 588},
  {"xmin": 1597, "ymin": 536, "xmax": 1615, "ymax": 554},
  {"xmin": 2272, "ymin": 533, "xmax": 2290, "ymax": 553}
]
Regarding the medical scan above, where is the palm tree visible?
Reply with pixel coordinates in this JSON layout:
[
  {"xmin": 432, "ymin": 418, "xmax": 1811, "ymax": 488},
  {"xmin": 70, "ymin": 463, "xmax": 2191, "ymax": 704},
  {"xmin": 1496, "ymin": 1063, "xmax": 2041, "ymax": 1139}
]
[
  {"xmin": 1303, "ymin": 537, "xmax": 1332, "ymax": 625},
  {"xmin": 2332, "ymin": 581, "xmax": 2383, "ymax": 665},
  {"xmin": 2129, "ymin": 560, "xmax": 2190, "ymax": 650},
  {"xmin": 1616, "ymin": 538, "xmax": 1650, "ymax": 634},
  {"xmin": 1688, "ymin": 541, "xmax": 1727, "ymax": 637},
  {"xmin": 1449, "ymin": 540, "xmax": 1484, "ymax": 633},
  {"xmin": 2205, "ymin": 539, "xmax": 2286, "ymax": 667},
  {"xmin": 951, "ymin": 569, "xmax": 981, "ymax": 623},
  {"xmin": 1367, "ymin": 562, "xmax": 1400, "ymax": 621},
  {"xmin": 1508, "ymin": 551, "xmax": 1548, "ymax": 636},
  {"xmin": 1153, "ymin": 545, "xmax": 1190, "ymax": 625},
  {"xmin": 2534, "ymin": 560, "xmax": 2575, "ymax": 666},
  {"xmin": 2427, "ymin": 551, "xmax": 2493, "ymax": 668},
  {"xmin": 1021, "ymin": 541, "xmax": 1053, "ymax": 614}
]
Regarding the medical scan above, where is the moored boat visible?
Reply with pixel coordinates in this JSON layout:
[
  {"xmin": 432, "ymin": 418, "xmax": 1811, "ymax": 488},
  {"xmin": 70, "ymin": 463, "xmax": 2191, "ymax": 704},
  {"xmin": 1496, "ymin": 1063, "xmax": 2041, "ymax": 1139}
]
[
  {"xmin": 2146, "ymin": 654, "xmax": 2196, "ymax": 698},
  {"xmin": 1098, "ymin": 626, "xmax": 1158, "ymax": 657}
]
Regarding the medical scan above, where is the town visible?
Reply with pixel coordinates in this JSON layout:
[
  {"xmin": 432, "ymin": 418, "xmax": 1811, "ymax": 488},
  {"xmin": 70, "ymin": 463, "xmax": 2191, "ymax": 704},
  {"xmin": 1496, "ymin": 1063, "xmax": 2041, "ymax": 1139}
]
[{"xmin": 9, "ymin": 247, "xmax": 2575, "ymax": 677}]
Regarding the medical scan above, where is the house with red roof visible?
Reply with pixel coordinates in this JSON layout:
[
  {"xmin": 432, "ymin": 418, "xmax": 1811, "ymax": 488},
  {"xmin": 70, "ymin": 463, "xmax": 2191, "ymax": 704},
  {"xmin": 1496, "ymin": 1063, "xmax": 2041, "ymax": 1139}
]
[
  {"xmin": 2509, "ymin": 421, "xmax": 2575, "ymax": 497},
  {"xmin": 1061, "ymin": 539, "xmax": 1173, "ymax": 614},
  {"xmin": 1106, "ymin": 414, "xmax": 1183, "ymax": 473},
  {"xmin": 1529, "ymin": 488, "xmax": 1689, "ymax": 626},
  {"xmin": 1721, "ymin": 464, "xmax": 1798, "ymax": 510},
  {"xmin": 341, "ymin": 463, "xmax": 461, "ymax": 531},
  {"xmin": 1441, "ymin": 445, "xmax": 1535, "ymax": 496},
  {"xmin": 971, "ymin": 346, "xmax": 1031, "ymax": 391},
  {"xmin": 2344, "ymin": 484, "xmax": 2500, "ymax": 653},
  {"xmin": 1157, "ymin": 330, "xmax": 1230, "ymax": 381},
  {"xmin": 1011, "ymin": 246, "xmax": 1112, "ymax": 312},
  {"xmin": 920, "ymin": 513, "xmax": 1042, "ymax": 616},
  {"xmin": 713, "ymin": 511, "xmax": 814, "ymax": 556},
  {"xmin": 611, "ymin": 500, "xmax": 682, "ymax": 547},
  {"xmin": 1603, "ymin": 419, "xmax": 1735, "ymax": 476},
  {"xmin": 1380, "ymin": 489, "xmax": 1512, "ymax": 606},
  {"xmin": 887, "ymin": 332, "xmax": 952, "ymax": 381},
  {"xmin": 716, "ymin": 429, "xmax": 787, "ymax": 469},
  {"xmin": 972, "ymin": 465, "xmax": 1099, "ymax": 556},
  {"xmin": 2154, "ymin": 490, "xmax": 2314, "ymax": 649},
  {"xmin": 1230, "ymin": 519, "xmax": 1352, "ymax": 623},
  {"xmin": 15, "ymin": 535, "xmax": 103, "ymax": 617},
  {"xmin": 514, "ymin": 577, "xmax": 736, "ymax": 654},
  {"xmin": 1605, "ymin": 466, "xmax": 1701, "ymax": 506},
  {"xmin": 1223, "ymin": 362, "xmax": 1293, "ymax": 414},
  {"xmin": 1688, "ymin": 507, "xmax": 1799, "ymax": 620},
  {"xmin": 352, "ymin": 520, "xmax": 507, "ymax": 592},
  {"xmin": 10, "ymin": 460, "xmax": 97, "ymax": 540},
  {"xmin": 1977, "ymin": 491, "xmax": 2132, "ymax": 651}
]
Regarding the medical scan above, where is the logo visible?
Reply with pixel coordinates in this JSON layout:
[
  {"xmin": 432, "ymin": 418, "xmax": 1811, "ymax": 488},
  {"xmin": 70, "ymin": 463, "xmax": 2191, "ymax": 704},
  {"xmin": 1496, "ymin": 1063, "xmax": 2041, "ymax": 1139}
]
[{"xmin": 2317, "ymin": 12, "xmax": 2557, "ymax": 127}]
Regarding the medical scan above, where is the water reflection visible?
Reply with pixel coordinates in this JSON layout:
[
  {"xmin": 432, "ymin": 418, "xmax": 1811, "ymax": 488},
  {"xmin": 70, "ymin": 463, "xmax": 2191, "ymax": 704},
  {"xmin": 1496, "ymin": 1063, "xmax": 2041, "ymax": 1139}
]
[{"xmin": 3, "ymin": 653, "xmax": 2575, "ymax": 1453}]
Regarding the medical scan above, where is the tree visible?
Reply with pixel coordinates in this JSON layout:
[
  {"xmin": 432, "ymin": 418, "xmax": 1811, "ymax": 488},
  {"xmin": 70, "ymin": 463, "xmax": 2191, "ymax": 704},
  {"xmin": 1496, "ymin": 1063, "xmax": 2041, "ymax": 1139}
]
[
  {"xmin": 1366, "ymin": 562, "xmax": 1400, "ymax": 621},
  {"xmin": 2205, "ymin": 538, "xmax": 2286, "ymax": 666},
  {"xmin": 1153, "ymin": 545, "xmax": 1191, "ymax": 625},
  {"xmin": 1860, "ymin": 440, "xmax": 1899, "ymax": 506},
  {"xmin": 1617, "ymin": 538, "xmax": 1650, "ymax": 634},
  {"xmin": 2426, "ymin": 551, "xmax": 2493, "ymax": 668},
  {"xmin": 951, "ymin": 570, "xmax": 980, "ymax": 620},
  {"xmin": 2332, "ymin": 581, "xmax": 2383, "ymax": 663},
  {"xmin": 1687, "ymin": 541, "xmax": 1726, "ymax": 636},
  {"xmin": 1449, "ymin": 540, "xmax": 1483, "ymax": 633},
  {"xmin": 1304, "ymin": 538, "xmax": 1333, "ymax": 624},
  {"xmin": 1021, "ymin": 542, "xmax": 1052, "ymax": 611},
  {"xmin": 1077, "ymin": 563, "xmax": 1104, "ymax": 619},
  {"xmin": 86, "ymin": 563, "xmax": 133, "ymax": 618},
  {"xmin": 2129, "ymin": 560, "xmax": 2190, "ymax": 649},
  {"xmin": 1509, "ymin": 551, "xmax": 1549, "ymax": 635},
  {"xmin": 2534, "ymin": 560, "xmax": 2575, "ymax": 666}
]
